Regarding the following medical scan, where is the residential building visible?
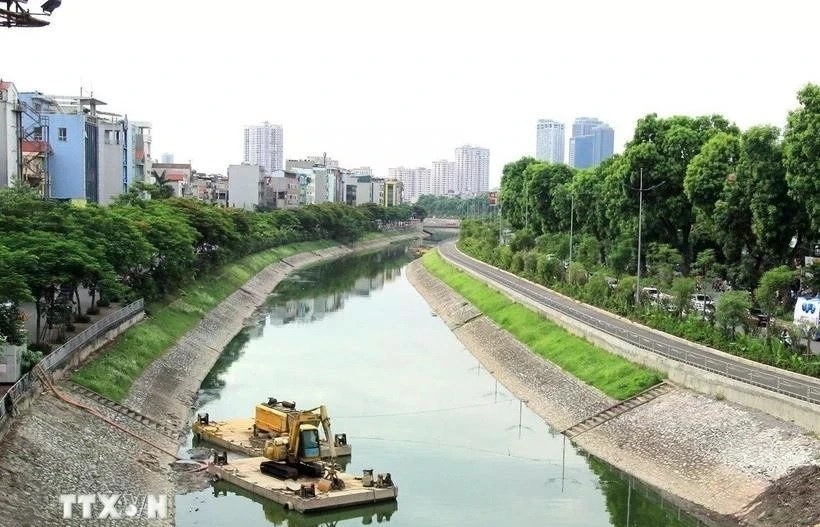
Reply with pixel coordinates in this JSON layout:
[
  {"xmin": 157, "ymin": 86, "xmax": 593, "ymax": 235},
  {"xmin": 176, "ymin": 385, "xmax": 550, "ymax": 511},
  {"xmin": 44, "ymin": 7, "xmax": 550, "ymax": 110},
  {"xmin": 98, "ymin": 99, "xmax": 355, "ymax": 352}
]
[
  {"xmin": 305, "ymin": 154, "xmax": 339, "ymax": 169},
  {"xmin": 342, "ymin": 173, "xmax": 374, "ymax": 206},
  {"xmin": 431, "ymin": 159, "xmax": 456, "ymax": 196},
  {"xmin": 0, "ymin": 80, "xmax": 20, "ymax": 189},
  {"xmin": 388, "ymin": 166, "xmax": 430, "ymax": 203},
  {"xmin": 261, "ymin": 170, "xmax": 299, "ymax": 209},
  {"xmin": 381, "ymin": 178, "xmax": 402, "ymax": 206},
  {"xmin": 189, "ymin": 173, "xmax": 228, "ymax": 206},
  {"xmin": 17, "ymin": 92, "xmax": 151, "ymax": 204},
  {"xmin": 243, "ymin": 121, "xmax": 283, "ymax": 174},
  {"xmin": 227, "ymin": 163, "xmax": 264, "ymax": 210},
  {"xmin": 312, "ymin": 166, "xmax": 336, "ymax": 204},
  {"xmin": 536, "ymin": 119, "xmax": 564, "ymax": 163},
  {"xmin": 151, "ymin": 162, "xmax": 192, "ymax": 198},
  {"xmin": 455, "ymin": 145, "xmax": 490, "ymax": 195},
  {"xmin": 536, "ymin": 120, "xmax": 563, "ymax": 162},
  {"xmin": 569, "ymin": 117, "xmax": 614, "ymax": 169},
  {"xmin": 350, "ymin": 166, "xmax": 373, "ymax": 177}
]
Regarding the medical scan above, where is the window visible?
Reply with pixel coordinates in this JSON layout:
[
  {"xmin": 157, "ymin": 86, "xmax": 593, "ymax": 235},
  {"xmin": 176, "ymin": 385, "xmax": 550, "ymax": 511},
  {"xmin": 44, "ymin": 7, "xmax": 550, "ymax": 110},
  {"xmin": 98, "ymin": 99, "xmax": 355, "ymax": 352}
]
[
  {"xmin": 58, "ymin": 127, "xmax": 67, "ymax": 141},
  {"xmin": 33, "ymin": 126, "xmax": 43, "ymax": 140},
  {"xmin": 104, "ymin": 130, "xmax": 120, "ymax": 145}
]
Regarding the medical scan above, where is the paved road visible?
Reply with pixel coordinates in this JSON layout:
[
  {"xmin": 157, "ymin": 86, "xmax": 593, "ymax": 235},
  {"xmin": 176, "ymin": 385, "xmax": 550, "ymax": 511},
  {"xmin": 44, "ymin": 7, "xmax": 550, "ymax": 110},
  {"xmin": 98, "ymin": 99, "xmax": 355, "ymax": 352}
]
[{"xmin": 439, "ymin": 241, "xmax": 820, "ymax": 406}]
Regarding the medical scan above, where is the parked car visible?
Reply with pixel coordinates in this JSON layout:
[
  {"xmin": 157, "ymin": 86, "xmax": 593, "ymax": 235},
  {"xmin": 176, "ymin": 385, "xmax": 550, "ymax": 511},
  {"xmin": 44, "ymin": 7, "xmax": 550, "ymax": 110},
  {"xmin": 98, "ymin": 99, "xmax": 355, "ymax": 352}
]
[
  {"xmin": 690, "ymin": 293, "xmax": 714, "ymax": 312},
  {"xmin": 747, "ymin": 308, "xmax": 770, "ymax": 328}
]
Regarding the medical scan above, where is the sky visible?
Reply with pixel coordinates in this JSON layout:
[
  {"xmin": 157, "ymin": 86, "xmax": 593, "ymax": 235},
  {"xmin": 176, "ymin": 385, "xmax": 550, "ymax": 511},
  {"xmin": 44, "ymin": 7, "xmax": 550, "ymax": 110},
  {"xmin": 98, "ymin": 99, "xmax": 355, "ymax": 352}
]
[{"xmin": 1, "ymin": 0, "xmax": 819, "ymax": 188}]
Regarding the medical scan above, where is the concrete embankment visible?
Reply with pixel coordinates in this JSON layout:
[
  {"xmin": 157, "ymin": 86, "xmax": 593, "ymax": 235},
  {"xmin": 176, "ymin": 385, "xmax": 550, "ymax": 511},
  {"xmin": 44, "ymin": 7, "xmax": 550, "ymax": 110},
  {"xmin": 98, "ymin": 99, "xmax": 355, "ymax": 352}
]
[
  {"xmin": 406, "ymin": 259, "xmax": 820, "ymax": 525},
  {"xmin": 0, "ymin": 233, "xmax": 418, "ymax": 527}
]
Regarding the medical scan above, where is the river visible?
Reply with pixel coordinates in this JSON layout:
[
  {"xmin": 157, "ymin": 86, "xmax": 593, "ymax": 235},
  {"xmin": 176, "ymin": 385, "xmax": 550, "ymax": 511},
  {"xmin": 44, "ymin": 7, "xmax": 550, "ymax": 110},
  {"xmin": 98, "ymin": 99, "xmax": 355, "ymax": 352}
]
[{"xmin": 175, "ymin": 243, "xmax": 710, "ymax": 527}]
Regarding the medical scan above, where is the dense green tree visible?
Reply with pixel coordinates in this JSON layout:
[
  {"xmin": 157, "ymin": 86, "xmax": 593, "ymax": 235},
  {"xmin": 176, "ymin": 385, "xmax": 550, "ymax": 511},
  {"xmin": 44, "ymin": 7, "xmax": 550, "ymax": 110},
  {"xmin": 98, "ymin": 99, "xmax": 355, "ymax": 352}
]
[
  {"xmin": 783, "ymin": 83, "xmax": 820, "ymax": 234},
  {"xmin": 625, "ymin": 114, "xmax": 739, "ymax": 273},
  {"xmin": 755, "ymin": 266, "xmax": 797, "ymax": 338},
  {"xmin": 715, "ymin": 291, "xmax": 752, "ymax": 339}
]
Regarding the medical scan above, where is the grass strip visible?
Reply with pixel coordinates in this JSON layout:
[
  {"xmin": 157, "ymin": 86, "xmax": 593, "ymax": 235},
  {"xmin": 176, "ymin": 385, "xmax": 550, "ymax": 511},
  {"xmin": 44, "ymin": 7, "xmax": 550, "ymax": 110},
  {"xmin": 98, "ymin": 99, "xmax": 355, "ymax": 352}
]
[
  {"xmin": 423, "ymin": 251, "xmax": 662, "ymax": 400},
  {"xmin": 72, "ymin": 240, "xmax": 335, "ymax": 401}
]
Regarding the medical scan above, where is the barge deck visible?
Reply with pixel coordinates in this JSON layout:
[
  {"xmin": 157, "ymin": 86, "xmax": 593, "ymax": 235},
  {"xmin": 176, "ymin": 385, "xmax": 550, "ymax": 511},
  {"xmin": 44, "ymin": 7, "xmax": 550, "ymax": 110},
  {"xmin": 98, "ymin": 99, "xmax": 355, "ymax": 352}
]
[{"xmin": 207, "ymin": 457, "xmax": 398, "ymax": 513}]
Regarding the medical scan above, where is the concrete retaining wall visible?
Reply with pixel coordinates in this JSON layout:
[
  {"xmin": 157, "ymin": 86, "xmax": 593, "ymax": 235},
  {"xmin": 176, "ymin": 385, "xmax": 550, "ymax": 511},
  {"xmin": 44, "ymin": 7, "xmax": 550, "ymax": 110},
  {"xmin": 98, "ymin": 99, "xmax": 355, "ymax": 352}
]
[{"xmin": 441, "ymin": 248, "xmax": 820, "ymax": 434}]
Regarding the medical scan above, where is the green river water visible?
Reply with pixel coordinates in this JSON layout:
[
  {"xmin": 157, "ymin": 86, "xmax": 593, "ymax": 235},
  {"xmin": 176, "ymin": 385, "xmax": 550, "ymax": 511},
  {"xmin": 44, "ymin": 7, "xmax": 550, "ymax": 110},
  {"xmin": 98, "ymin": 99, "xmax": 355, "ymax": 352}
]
[{"xmin": 175, "ymin": 243, "xmax": 712, "ymax": 527}]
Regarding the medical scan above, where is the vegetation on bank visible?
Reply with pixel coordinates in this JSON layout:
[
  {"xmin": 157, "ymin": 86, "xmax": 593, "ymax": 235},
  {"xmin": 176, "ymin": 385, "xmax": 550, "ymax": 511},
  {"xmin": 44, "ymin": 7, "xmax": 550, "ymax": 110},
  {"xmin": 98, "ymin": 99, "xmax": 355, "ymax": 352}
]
[
  {"xmin": 491, "ymin": 84, "xmax": 818, "ymax": 293},
  {"xmin": 0, "ymin": 186, "xmax": 422, "ymax": 374},
  {"xmin": 458, "ymin": 221, "xmax": 820, "ymax": 377},
  {"xmin": 416, "ymin": 194, "xmax": 493, "ymax": 219},
  {"xmin": 422, "ymin": 251, "xmax": 662, "ymax": 400},
  {"xmin": 71, "ymin": 240, "xmax": 334, "ymax": 401},
  {"xmin": 444, "ymin": 84, "xmax": 820, "ymax": 377}
]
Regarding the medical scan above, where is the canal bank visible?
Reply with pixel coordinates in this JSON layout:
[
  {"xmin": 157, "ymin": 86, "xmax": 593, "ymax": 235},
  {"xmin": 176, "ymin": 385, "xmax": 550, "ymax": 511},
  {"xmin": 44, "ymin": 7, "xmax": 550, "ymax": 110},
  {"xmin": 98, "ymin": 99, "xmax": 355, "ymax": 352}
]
[
  {"xmin": 406, "ymin": 258, "xmax": 820, "ymax": 527},
  {"xmin": 0, "ymin": 233, "xmax": 419, "ymax": 527},
  {"xmin": 175, "ymin": 245, "xmax": 728, "ymax": 527}
]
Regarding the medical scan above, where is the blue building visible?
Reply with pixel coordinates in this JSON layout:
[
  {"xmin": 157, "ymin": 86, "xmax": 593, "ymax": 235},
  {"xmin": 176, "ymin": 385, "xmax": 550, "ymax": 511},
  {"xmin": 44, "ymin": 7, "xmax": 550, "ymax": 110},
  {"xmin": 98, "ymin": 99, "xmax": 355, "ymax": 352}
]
[
  {"xmin": 569, "ymin": 117, "xmax": 614, "ymax": 169},
  {"xmin": 18, "ymin": 92, "xmax": 151, "ymax": 203}
]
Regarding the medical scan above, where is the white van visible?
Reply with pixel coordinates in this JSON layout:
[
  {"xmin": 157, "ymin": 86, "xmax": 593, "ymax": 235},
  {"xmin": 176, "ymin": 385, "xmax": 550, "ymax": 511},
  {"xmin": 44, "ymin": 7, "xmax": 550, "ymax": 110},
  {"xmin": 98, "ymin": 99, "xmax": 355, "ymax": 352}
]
[{"xmin": 793, "ymin": 296, "xmax": 820, "ymax": 340}]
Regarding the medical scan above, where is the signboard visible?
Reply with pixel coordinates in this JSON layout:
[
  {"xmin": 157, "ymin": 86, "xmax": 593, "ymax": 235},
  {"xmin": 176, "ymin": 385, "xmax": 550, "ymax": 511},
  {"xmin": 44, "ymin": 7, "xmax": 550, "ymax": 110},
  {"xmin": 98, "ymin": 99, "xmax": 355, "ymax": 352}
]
[{"xmin": 488, "ymin": 191, "xmax": 498, "ymax": 206}]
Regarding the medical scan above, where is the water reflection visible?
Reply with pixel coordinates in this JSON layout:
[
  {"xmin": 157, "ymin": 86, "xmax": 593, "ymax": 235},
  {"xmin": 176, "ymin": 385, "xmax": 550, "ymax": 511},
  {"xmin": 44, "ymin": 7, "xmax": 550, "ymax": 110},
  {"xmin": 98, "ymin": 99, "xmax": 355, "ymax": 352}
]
[
  {"xmin": 211, "ymin": 481, "xmax": 398, "ymax": 527},
  {"xmin": 179, "ymin": 244, "xmax": 718, "ymax": 527},
  {"xmin": 267, "ymin": 245, "xmax": 412, "ymax": 325}
]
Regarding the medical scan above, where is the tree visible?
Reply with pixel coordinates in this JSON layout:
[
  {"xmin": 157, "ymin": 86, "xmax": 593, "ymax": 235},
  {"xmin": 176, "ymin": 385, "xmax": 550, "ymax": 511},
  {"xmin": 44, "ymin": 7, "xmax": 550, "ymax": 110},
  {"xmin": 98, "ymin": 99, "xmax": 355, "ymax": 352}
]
[
  {"xmin": 783, "ymin": 83, "xmax": 820, "ymax": 234},
  {"xmin": 671, "ymin": 277, "xmax": 696, "ymax": 317},
  {"xmin": 499, "ymin": 157, "xmax": 538, "ymax": 230},
  {"xmin": 755, "ymin": 266, "xmax": 796, "ymax": 338},
  {"xmin": 715, "ymin": 291, "xmax": 751, "ymax": 339},
  {"xmin": 625, "ymin": 114, "xmax": 739, "ymax": 274}
]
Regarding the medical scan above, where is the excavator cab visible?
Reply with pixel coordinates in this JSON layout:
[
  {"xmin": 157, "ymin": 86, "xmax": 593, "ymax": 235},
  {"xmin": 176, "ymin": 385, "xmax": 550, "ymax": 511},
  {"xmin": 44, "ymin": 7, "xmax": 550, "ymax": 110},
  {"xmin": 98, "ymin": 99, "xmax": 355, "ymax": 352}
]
[{"xmin": 299, "ymin": 425, "xmax": 321, "ymax": 460}]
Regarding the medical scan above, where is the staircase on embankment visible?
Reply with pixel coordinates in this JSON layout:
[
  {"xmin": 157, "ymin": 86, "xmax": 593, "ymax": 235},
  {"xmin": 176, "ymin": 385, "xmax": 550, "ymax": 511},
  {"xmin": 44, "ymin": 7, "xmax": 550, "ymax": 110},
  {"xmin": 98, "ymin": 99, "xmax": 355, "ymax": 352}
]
[{"xmin": 562, "ymin": 381, "xmax": 674, "ymax": 440}]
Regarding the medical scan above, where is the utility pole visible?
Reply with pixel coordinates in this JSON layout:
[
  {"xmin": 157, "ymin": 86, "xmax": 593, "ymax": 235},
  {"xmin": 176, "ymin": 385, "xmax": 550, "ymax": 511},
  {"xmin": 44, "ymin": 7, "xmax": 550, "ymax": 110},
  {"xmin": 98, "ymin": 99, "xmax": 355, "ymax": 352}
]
[
  {"xmin": 568, "ymin": 193, "xmax": 575, "ymax": 268},
  {"xmin": 627, "ymin": 168, "xmax": 666, "ymax": 304}
]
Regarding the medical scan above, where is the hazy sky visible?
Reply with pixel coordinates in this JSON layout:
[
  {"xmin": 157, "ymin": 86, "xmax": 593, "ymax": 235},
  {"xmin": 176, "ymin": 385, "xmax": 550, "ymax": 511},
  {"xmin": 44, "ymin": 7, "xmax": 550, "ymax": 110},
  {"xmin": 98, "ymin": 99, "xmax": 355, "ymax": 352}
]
[{"xmin": 1, "ymin": 0, "xmax": 818, "ymax": 187}]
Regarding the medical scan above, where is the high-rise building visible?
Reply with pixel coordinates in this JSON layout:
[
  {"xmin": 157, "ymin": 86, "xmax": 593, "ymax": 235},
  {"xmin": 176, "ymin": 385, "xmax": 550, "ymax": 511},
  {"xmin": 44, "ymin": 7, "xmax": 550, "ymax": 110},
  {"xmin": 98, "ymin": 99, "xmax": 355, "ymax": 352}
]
[
  {"xmin": 243, "ymin": 121, "xmax": 283, "ymax": 174},
  {"xmin": 535, "ymin": 119, "xmax": 564, "ymax": 163},
  {"xmin": 569, "ymin": 117, "xmax": 614, "ymax": 169},
  {"xmin": 388, "ymin": 167, "xmax": 430, "ymax": 203},
  {"xmin": 431, "ymin": 159, "xmax": 456, "ymax": 196},
  {"xmin": 454, "ymin": 145, "xmax": 489, "ymax": 195},
  {"xmin": 160, "ymin": 152, "xmax": 174, "ymax": 164}
]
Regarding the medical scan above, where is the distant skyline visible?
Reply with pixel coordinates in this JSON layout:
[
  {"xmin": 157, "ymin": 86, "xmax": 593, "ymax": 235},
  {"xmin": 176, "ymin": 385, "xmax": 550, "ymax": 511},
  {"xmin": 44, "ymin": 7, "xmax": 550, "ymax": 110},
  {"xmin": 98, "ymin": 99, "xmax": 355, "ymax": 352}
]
[{"xmin": 1, "ymin": 0, "xmax": 818, "ymax": 188}]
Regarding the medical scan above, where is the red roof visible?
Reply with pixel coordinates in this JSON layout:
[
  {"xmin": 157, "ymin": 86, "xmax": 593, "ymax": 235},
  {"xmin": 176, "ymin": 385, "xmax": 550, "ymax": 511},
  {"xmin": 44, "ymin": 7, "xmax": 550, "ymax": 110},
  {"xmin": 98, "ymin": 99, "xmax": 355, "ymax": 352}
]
[
  {"xmin": 0, "ymin": 81, "xmax": 13, "ymax": 91},
  {"xmin": 164, "ymin": 173, "xmax": 185, "ymax": 182},
  {"xmin": 21, "ymin": 140, "xmax": 50, "ymax": 153}
]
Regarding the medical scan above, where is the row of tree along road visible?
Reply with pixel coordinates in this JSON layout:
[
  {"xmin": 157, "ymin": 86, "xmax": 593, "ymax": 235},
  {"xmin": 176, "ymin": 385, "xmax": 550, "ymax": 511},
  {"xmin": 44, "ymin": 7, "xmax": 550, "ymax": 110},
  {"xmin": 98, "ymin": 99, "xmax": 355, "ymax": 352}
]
[
  {"xmin": 458, "ymin": 83, "xmax": 820, "ymax": 377},
  {"xmin": 0, "ymin": 187, "xmax": 423, "ymax": 373}
]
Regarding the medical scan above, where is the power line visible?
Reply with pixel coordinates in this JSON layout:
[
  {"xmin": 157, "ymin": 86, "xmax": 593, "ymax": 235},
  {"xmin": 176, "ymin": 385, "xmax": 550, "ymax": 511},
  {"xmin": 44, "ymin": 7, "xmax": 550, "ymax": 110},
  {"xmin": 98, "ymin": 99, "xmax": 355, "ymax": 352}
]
[{"xmin": 334, "ymin": 399, "xmax": 513, "ymax": 419}]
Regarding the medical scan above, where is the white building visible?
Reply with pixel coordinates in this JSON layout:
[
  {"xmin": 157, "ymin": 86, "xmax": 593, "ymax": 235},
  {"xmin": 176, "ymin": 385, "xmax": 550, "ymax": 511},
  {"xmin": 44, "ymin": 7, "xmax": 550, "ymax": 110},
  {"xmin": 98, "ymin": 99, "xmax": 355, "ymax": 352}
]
[
  {"xmin": 0, "ymin": 80, "xmax": 20, "ymax": 188},
  {"xmin": 305, "ymin": 154, "xmax": 339, "ymax": 169},
  {"xmin": 350, "ymin": 166, "xmax": 373, "ymax": 177},
  {"xmin": 388, "ymin": 166, "xmax": 430, "ymax": 203},
  {"xmin": 227, "ymin": 163, "xmax": 264, "ymax": 210},
  {"xmin": 431, "ymin": 159, "xmax": 456, "ymax": 196},
  {"xmin": 454, "ymin": 145, "xmax": 489, "ymax": 195},
  {"xmin": 535, "ymin": 119, "xmax": 565, "ymax": 163},
  {"xmin": 243, "ymin": 121, "xmax": 283, "ymax": 174}
]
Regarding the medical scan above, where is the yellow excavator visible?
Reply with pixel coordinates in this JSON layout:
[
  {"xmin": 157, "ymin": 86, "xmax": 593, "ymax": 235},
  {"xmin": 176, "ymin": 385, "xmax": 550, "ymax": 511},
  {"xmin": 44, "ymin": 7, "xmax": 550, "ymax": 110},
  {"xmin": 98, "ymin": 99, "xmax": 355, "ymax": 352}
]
[{"xmin": 255, "ymin": 398, "xmax": 343, "ymax": 485}]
